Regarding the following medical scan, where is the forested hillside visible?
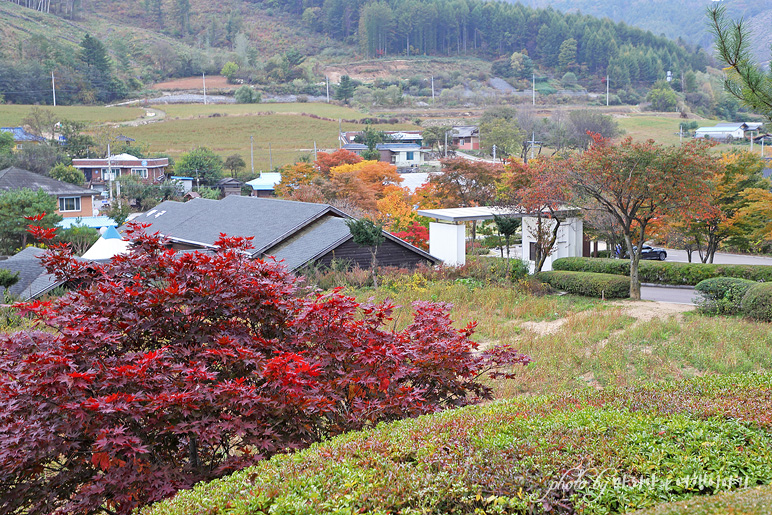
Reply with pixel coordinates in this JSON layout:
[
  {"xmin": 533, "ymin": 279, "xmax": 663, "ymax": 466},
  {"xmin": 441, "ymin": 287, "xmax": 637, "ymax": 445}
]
[
  {"xmin": 0, "ymin": 0, "xmax": 715, "ymax": 105},
  {"xmin": 526, "ymin": 0, "xmax": 772, "ymax": 66}
]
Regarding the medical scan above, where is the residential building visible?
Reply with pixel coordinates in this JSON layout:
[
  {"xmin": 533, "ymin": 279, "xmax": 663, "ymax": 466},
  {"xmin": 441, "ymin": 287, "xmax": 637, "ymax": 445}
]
[
  {"xmin": 246, "ymin": 172, "xmax": 282, "ymax": 197},
  {"xmin": 72, "ymin": 153, "xmax": 169, "ymax": 193},
  {"xmin": 377, "ymin": 143, "xmax": 425, "ymax": 167},
  {"xmin": 0, "ymin": 166, "xmax": 97, "ymax": 218},
  {"xmin": 450, "ymin": 126, "xmax": 480, "ymax": 150},
  {"xmin": 0, "ymin": 127, "xmax": 45, "ymax": 150},
  {"xmin": 128, "ymin": 195, "xmax": 438, "ymax": 271},
  {"xmin": 0, "ymin": 247, "xmax": 62, "ymax": 300}
]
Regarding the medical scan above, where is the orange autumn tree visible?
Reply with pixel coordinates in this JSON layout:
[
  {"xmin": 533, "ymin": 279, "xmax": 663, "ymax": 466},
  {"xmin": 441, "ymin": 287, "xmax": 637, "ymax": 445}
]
[
  {"xmin": 329, "ymin": 160, "xmax": 402, "ymax": 213},
  {"xmin": 500, "ymin": 157, "xmax": 572, "ymax": 272},
  {"xmin": 315, "ymin": 149, "xmax": 363, "ymax": 175},
  {"xmin": 567, "ymin": 135, "xmax": 716, "ymax": 300},
  {"xmin": 274, "ymin": 162, "xmax": 320, "ymax": 198}
]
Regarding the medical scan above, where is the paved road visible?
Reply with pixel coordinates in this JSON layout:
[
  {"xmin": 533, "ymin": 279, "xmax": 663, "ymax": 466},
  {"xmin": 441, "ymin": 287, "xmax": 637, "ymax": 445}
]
[
  {"xmin": 641, "ymin": 285, "xmax": 697, "ymax": 305},
  {"xmin": 664, "ymin": 248, "xmax": 772, "ymax": 266}
]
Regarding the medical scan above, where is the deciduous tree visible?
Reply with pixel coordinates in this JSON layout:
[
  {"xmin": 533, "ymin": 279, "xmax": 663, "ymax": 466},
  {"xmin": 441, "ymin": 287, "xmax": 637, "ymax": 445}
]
[
  {"xmin": 175, "ymin": 147, "xmax": 224, "ymax": 186},
  {"xmin": 566, "ymin": 135, "xmax": 716, "ymax": 299},
  {"xmin": 0, "ymin": 189, "xmax": 61, "ymax": 254}
]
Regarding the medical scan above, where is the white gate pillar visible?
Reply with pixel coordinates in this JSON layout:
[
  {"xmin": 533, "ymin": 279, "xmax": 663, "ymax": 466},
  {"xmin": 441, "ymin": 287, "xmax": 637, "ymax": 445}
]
[{"xmin": 429, "ymin": 222, "xmax": 465, "ymax": 266}]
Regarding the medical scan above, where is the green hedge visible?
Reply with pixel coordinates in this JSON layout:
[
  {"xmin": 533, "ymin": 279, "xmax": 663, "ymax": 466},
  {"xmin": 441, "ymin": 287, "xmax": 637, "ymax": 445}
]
[
  {"xmin": 741, "ymin": 283, "xmax": 772, "ymax": 322},
  {"xmin": 537, "ymin": 270, "xmax": 630, "ymax": 298},
  {"xmin": 553, "ymin": 257, "xmax": 772, "ymax": 286},
  {"xmin": 695, "ymin": 277, "xmax": 757, "ymax": 315}
]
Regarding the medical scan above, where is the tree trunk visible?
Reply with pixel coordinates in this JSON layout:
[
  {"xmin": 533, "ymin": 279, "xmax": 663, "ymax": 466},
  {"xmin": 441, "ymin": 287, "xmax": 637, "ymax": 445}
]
[{"xmin": 624, "ymin": 234, "xmax": 641, "ymax": 300}]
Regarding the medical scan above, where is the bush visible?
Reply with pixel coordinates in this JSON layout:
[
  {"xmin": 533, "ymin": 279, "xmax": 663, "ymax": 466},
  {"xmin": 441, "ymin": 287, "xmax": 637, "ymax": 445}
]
[
  {"xmin": 741, "ymin": 282, "xmax": 772, "ymax": 322},
  {"xmin": 553, "ymin": 257, "xmax": 772, "ymax": 286},
  {"xmin": 695, "ymin": 277, "xmax": 757, "ymax": 315},
  {"xmin": 234, "ymin": 85, "xmax": 261, "ymax": 104},
  {"xmin": 0, "ymin": 225, "xmax": 531, "ymax": 515},
  {"xmin": 537, "ymin": 270, "xmax": 630, "ymax": 298}
]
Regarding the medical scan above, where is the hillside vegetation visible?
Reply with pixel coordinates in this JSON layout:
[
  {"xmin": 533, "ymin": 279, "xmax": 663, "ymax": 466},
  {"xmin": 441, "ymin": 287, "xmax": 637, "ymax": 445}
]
[
  {"xmin": 529, "ymin": 0, "xmax": 772, "ymax": 67},
  {"xmin": 0, "ymin": 0, "xmax": 712, "ymax": 106}
]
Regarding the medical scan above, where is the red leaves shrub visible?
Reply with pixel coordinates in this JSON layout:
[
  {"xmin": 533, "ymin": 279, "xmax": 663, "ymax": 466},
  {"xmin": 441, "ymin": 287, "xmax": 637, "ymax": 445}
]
[
  {"xmin": 392, "ymin": 221, "xmax": 429, "ymax": 251},
  {"xmin": 0, "ymin": 224, "xmax": 531, "ymax": 515}
]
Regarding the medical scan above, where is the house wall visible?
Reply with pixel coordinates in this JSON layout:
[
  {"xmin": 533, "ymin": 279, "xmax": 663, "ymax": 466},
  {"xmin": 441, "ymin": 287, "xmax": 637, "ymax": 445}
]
[
  {"xmin": 454, "ymin": 137, "xmax": 480, "ymax": 150},
  {"xmin": 316, "ymin": 238, "xmax": 433, "ymax": 270},
  {"xmin": 521, "ymin": 216, "xmax": 583, "ymax": 272},
  {"xmin": 56, "ymin": 195, "xmax": 94, "ymax": 218}
]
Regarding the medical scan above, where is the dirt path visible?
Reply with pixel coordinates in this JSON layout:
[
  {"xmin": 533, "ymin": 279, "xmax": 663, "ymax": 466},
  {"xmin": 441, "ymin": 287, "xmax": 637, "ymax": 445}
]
[{"xmin": 520, "ymin": 300, "xmax": 693, "ymax": 336}]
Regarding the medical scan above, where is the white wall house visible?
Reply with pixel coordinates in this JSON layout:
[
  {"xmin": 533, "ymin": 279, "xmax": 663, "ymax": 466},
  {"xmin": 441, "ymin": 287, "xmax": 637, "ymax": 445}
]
[
  {"xmin": 694, "ymin": 126, "xmax": 745, "ymax": 141},
  {"xmin": 521, "ymin": 216, "xmax": 584, "ymax": 272},
  {"xmin": 377, "ymin": 143, "xmax": 425, "ymax": 167}
]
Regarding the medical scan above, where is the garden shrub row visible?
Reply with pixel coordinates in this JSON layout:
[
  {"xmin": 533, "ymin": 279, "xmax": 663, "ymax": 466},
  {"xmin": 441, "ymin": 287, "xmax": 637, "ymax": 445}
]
[
  {"xmin": 140, "ymin": 373, "xmax": 772, "ymax": 515},
  {"xmin": 537, "ymin": 270, "xmax": 630, "ymax": 298},
  {"xmin": 695, "ymin": 278, "xmax": 772, "ymax": 322},
  {"xmin": 553, "ymin": 257, "xmax": 772, "ymax": 286}
]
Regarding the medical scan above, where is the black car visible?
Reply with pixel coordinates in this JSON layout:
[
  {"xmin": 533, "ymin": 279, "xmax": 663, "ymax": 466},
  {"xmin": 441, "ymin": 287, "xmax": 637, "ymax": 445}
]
[{"xmin": 623, "ymin": 245, "xmax": 667, "ymax": 260}]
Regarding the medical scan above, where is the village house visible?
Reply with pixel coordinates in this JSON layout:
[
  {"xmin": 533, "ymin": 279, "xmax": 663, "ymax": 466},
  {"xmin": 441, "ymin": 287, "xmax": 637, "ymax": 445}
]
[
  {"xmin": 0, "ymin": 166, "xmax": 97, "ymax": 218},
  {"xmin": 0, "ymin": 127, "xmax": 45, "ymax": 150},
  {"xmin": 450, "ymin": 126, "xmax": 480, "ymax": 150},
  {"xmin": 127, "ymin": 195, "xmax": 438, "ymax": 271},
  {"xmin": 694, "ymin": 122, "xmax": 765, "ymax": 142},
  {"xmin": 246, "ymin": 172, "xmax": 282, "ymax": 197},
  {"xmin": 71, "ymin": 153, "xmax": 169, "ymax": 194}
]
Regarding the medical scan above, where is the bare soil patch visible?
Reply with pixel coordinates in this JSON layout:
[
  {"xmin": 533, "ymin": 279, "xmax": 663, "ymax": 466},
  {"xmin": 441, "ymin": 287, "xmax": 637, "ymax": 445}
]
[{"xmin": 151, "ymin": 76, "xmax": 236, "ymax": 91}]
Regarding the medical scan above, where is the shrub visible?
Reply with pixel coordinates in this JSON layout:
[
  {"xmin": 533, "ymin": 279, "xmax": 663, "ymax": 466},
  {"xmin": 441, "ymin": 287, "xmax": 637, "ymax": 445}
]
[
  {"xmin": 741, "ymin": 282, "xmax": 772, "ymax": 322},
  {"xmin": 695, "ymin": 277, "xmax": 756, "ymax": 315},
  {"xmin": 0, "ymin": 225, "xmax": 530, "ymax": 515},
  {"xmin": 553, "ymin": 257, "xmax": 772, "ymax": 286},
  {"xmin": 537, "ymin": 270, "xmax": 630, "ymax": 298},
  {"xmin": 234, "ymin": 85, "xmax": 261, "ymax": 104}
]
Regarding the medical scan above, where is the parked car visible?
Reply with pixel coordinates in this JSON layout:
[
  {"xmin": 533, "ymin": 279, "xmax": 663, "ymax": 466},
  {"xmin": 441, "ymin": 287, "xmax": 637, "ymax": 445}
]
[{"xmin": 624, "ymin": 245, "xmax": 667, "ymax": 260}]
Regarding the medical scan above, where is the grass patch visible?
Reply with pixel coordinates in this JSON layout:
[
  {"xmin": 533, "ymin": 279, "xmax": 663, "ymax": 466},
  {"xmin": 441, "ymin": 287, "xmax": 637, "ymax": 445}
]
[
  {"xmin": 630, "ymin": 484, "xmax": 772, "ymax": 514},
  {"xmin": 0, "ymin": 105, "xmax": 144, "ymax": 126},
  {"xmin": 139, "ymin": 373, "xmax": 772, "ymax": 515},
  {"xmin": 157, "ymin": 102, "xmax": 370, "ymax": 120}
]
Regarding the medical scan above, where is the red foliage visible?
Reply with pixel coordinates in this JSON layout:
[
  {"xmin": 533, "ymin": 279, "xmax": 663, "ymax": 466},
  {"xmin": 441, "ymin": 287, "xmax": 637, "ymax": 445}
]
[
  {"xmin": 314, "ymin": 149, "xmax": 363, "ymax": 176},
  {"xmin": 392, "ymin": 222, "xmax": 429, "ymax": 251},
  {"xmin": 0, "ymin": 224, "xmax": 531, "ymax": 515}
]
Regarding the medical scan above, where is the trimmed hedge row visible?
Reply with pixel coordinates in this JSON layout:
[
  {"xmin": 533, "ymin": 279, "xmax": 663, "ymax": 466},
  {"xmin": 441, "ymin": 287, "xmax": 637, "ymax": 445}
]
[
  {"xmin": 741, "ymin": 283, "xmax": 772, "ymax": 322},
  {"xmin": 694, "ymin": 277, "xmax": 757, "ymax": 315},
  {"xmin": 537, "ymin": 270, "xmax": 630, "ymax": 298},
  {"xmin": 553, "ymin": 257, "xmax": 772, "ymax": 286}
]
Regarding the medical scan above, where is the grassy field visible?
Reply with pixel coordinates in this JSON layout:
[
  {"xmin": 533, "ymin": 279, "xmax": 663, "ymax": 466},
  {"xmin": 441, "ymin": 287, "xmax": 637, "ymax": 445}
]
[
  {"xmin": 346, "ymin": 278, "xmax": 772, "ymax": 397},
  {"xmin": 0, "ymin": 105, "xmax": 145, "ymax": 127},
  {"xmin": 157, "ymin": 102, "xmax": 371, "ymax": 121},
  {"xmin": 121, "ymin": 112, "xmax": 418, "ymax": 167}
]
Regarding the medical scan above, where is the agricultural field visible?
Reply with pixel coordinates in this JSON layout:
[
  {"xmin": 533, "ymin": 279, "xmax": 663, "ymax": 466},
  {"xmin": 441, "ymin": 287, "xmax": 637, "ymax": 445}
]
[
  {"xmin": 0, "ymin": 105, "xmax": 144, "ymax": 127},
  {"xmin": 121, "ymin": 109, "xmax": 418, "ymax": 168},
  {"xmin": 157, "ymin": 102, "xmax": 371, "ymax": 121}
]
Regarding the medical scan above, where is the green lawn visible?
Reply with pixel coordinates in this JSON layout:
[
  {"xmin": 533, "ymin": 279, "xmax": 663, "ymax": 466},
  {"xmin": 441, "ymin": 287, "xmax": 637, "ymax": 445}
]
[{"xmin": 0, "ymin": 105, "xmax": 145, "ymax": 127}]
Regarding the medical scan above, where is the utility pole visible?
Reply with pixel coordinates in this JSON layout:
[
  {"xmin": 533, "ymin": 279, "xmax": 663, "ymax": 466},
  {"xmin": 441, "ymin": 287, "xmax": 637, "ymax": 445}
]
[
  {"xmin": 313, "ymin": 141, "xmax": 318, "ymax": 161},
  {"xmin": 444, "ymin": 130, "xmax": 448, "ymax": 158},
  {"xmin": 250, "ymin": 135, "xmax": 255, "ymax": 174},
  {"xmin": 203, "ymin": 73, "xmax": 207, "ymax": 105},
  {"xmin": 338, "ymin": 119, "xmax": 342, "ymax": 149},
  {"xmin": 532, "ymin": 74, "xmax": 535, "ymax": 106},
  {"xmin": 750, "ymin": 131, "xmax": 755, "ymax": 153},
  {"xmin": 107, "ymin": 143, "xmax": 113, "ymax": 200},
  {"xmin": 492, "ymin": 144, "xmax": 496, "ymax": 161},
  {"xmin": 431, "ymin": 76, "xmax": 435, "ymax": 104},
  {"xmin": 326, "ymin": 76, "xmax": 330, "ymax": 103},
  {"xmin": 269, "ymin": 143, "xmax": 273, "ymax": 170},
  {"xmin": 606, "ymin": 75, "xmax": 609, "ymax": 107},
  {"xmin": 679, "ymin": 124, "xmax": 684, "ymax": 143},
  {"xmin": 51, "ymin": 71, "xmax": 56, "ymax": 107}
]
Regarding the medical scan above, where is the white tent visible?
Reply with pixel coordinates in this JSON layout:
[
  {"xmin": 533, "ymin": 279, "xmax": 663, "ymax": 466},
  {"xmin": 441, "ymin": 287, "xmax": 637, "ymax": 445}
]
[{"xmin": 82, "ymin": 226, "xmax": 131, "ymax": 260}]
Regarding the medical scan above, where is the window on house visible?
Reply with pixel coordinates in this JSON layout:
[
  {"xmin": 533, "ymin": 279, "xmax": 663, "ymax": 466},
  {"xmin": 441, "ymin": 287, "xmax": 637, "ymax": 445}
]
[
  {"xmin": 459, "ymin": 138, "xmax": 465, "ymax": 145},
  {"xmin": 406, "ymin": 151, "xmax": 415, "ymax": 161},
  {"xmin": 101, "ymin": 168, "xmax": 121, "ymax": 180},
  {"xmin": 131, "ymin": 168, "xmax": 148, "ymax": 178},
  {"xmin": 15, "ymin": 144, "xmax": 22, "ymax": 150},
  {"xmin": 59, "ymin": 197, "xmax": 81, "ymax": 212}
]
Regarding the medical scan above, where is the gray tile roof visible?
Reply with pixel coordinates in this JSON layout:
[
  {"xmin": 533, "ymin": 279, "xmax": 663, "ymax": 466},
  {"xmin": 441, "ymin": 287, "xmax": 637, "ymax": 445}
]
[
  {"xmin": 265, "ymin": 216, "xmax": 352, "ymax": 270},
  {"xmin": 0, "ymin": 247, "xmax": 61, "ymax": 301},
  {"xmin": 133, "ymin": 196, "xmax": 343, "ymax": 257},
  {"xmin": 0, "ymin": 167, "xmax": 96, "ymax": 197}
]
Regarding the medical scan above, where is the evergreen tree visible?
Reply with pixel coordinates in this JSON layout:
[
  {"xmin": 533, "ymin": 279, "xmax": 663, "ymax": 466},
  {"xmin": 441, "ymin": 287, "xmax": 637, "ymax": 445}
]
[
  {"xmin": 79, "ymin": 35, "xmax": 111, "ymax": 73},
  {"xmin": 335, "ymin": 75, "xmax": 355, "ymax": 104}
]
